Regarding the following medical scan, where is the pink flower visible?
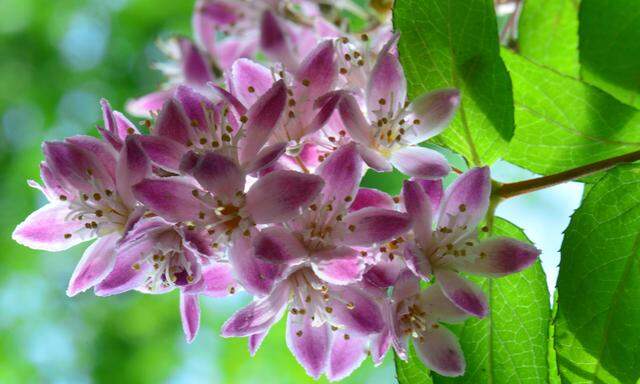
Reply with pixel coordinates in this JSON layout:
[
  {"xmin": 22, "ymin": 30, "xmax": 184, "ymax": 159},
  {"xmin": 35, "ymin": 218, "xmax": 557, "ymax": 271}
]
[
  {"xmin": 401, "ymin": 168, "xmax": 541, "ymax": 318},
  {"xmin": 337, "ymin": 35, "xmax": 460, "ymax": 178},
  {"xmin": 13, "ymin": 118, "xmax": 152, "ymax": 296}
]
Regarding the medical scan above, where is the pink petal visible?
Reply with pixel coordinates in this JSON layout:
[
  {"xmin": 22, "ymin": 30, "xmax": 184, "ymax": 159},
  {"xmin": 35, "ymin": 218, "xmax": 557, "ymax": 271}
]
[
  {"xmin": 337, "ymin": 93, "xmax": 371, "ymax": 144},
  {"xmin": 137, "ymin": 135, "xmax": 188, "ymax": 172},
  {"xmin": 435, "ymin": 269, "xmax": 488, "ymax": 318},
  {"xmin": 253, "ymin": 226, "xmax": 306, "ymax": 264},
  {"xmin": 153, "ymin": 99, "xmax": 192, "ymax": 145},
  {"xmin": 126, "ymin": 89, "xmax": 174, "ymax": 117},
  {"xmin": 350, "ymin": 188, "xmax": 394, "ymax": 212},
  {"xmin": 228, "ymin": 232, "xmax": 284, "ymax": 296},
  {"xmin": 43, "ymin": 141, "xmax": 114, "ymax": 193},
  {"xmin": 239, "ymin": 80, "xmax": 287, "ymax": 163},
  {"xmin": 390, "ymin": 146, "xmax": 450, "ymax": 179},
  {"xmin": 327, "ymin": 330, "xmax": 367, "ymax": 381},
  {"xmin": 414, "ymin": 326, "xmax": 465, "ymax": 377},
  {"xmin": 295, "ymin": 40, "xmax": 337, "ymax": 99},
  {"xmin": 404, "ymin": 242, "xmax": 432, "ymax": 280},
  {"xmin": 392, "ymin": 270, "xmax": 420, "ymax": 302},
  {"xmin": 188, "ymin": 151, "xmax": 244, "ymax": 199},
  {"xmin": 342, "ymin": 207, "xmax": 411, "ymax": 246},
  {"xmin": 249, "ymin": 331, "xmax": 268, "ymax": 357},
  {"xmin": 178, "ymin": 38, "xmax": 213, "ymax": 86},
  {"xmin": 12, "ymin": 203, "xmax": 92, "ymax": 252},
  {"xmin": 404, "ymin": 89, "xmax": 460, "ymax": 145},
  {"xmin": 286, "ymin": 314, "xmax": 331, "ymax": 379},
  {"xmin": 183, "ymin": 262, "xmax": 237, "ymax": 297},
  {"xmin": 246, "ymin": 170, "xmax": 324, "ymax": 224},
  {"xmin": 209, "ymin": 84, "xmax": 248, "ymax": 116},
  {"xmin": 366, "ymin": 35, "xmax": 406, "ymax": 119},
  {"xmin": 312, "ymin": 247, "xmax": 364, "ymax": 285},
  {"xmin": 94, "ymin": 236, "xmax": 155, "ymax": 296},
  {"xmin": 358, "ymin": 144, "xmax": 393, "ymax": 173},
  {"xmin": 260, "ymin": 10, "xmax": 296, "ymax": 70},
  {"xmin": 371, "ymin": 330, "xmax": 391, "ymax": 366},
  {"xmin": 132, "ymin": 178, "xmax": 203, "ymax": 223},
  {"xmin": 228, "ymin": 58, "xmax": 274, "ymax": 107},
  {"xmin": 415, "ymin": 178, "xmax": 444, "ymax": 212},
  {"xmin": 221, "ymin": 281, "xmax": 289, "ymax": 337},
  {"xmin": 461, "ymin": 237, "xmax": 540, "ymax": 277},
  {"xmin": 66, "ymin": 135, "xmax": 118, "ymax": 180},
  {"xmin": 175, "ymin": 85, "xmax": 214, "ymax": 134},
  {"xmin": 330, "ymin": 286, "xmax": 385, "ymax": 335},
  {"xmin": 438, "ymin": 166, "xmax": 491, "ymax": 231},
  {"xmin": 403, "ymin": 180, "xmax": 433, "ymax": 247},
  {"xmin": 419, "ymin": 284, "xmax": 469, "ymax": 323},
  {"xmin": 364, "ymin": 255, "xmax": 406, "ymax": 289},
  {"xmin": 215, "ymin": 36, "xmax": 258, "ymax": 70},
  {"xmin": 180, "ymin": 292, "xmax": 201, "ymax": 343},
  {"xmin": 244, "ymin": 142, "xmax": 287, "ymax": 174},
  {"xmin": 317, "ymin": 142, "xmax": 364, "ymax": 204},
  {"xmin": 67, "ymin": 233, "xmax": 119, "ymax": 296},
  {"xmin": 116, "ymin": 135, "xmax": 151, "ymax": 207}
]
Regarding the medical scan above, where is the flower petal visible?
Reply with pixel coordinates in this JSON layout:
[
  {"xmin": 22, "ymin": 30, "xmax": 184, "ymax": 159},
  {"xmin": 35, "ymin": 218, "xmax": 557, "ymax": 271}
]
[
  {"xmin": 249, "ymin": 331, "xmax": 268, "ymax": 357},
  {"xmin": 404, "ymin": 241, "xmax": 431, "ymax": 280},
  {"xmin": 12, "ymin": 203, "xmax": 92, "ymax": 252},
  {"xmin": 116, "ymin": 135, "xmax": 151, "ymax": 207},
  {"xmin": 329, "ymin": 286, "xmax": 384, "ymax": 335},
  {"xmin": 438, "ymin": 166, "xmax": 491, "ymax": 231},
  {"xmin": 246, "ymin": 170, "xmax": 324, "ymax": 224},
  {"xmin": 228, "ymin": 58, "xmax": 274, "ymax": 107},
  {"xmin": 209, "ymin": 83, "xmax": 248, "ymax": 115},
  {"xmin": 175, "ymin": 85, "xmax": 214, "ymax": 134},
  {"xmin": 419, "ymin": 284, "xmax": 469, "ymax": 323},
  {"xmin": 65, "ymin": 135, "xmax": 118, "ymax": 180},
  {"xmin": 403, "ymin": 180, "xmax": 433, "ymax": 248},
  {"xmin": 461, "ymin": 237, "xmax": 540, "ymax": 277},
  {"xmin": 392, "ymin": 270, "xmax": 420, "ymax": 302},
  {"xmin": 137, "ymin": 135, "xmax": 188, "ymax": 172},
  {"xmin": 327, "ymin": 330, "xmax": 367, "ymax": 381},
  {"xmin": 228, "ymin": 231, "xmax": 284, "ymax": 296},
  {"xmin": 337, "ymin": 94, "xmax": 371, "ymax": 144},
  {"xmin": 295, "ymin": 40, "xmax": 337, "ymax": 99},
  {"xmin": 67, "ymin": 233, "xmax": 119, "ymax": 296},
  {"xmin": 43, "ymin": 141, "xmax": 114, "ymax": 193},
  {"xmin": 178, "ymin": 38, "xmax": 213, "ymax": 86},
  {"xmin": 244, "ymin": 142, "xmax": 287, "ymax": 174},
  {"xmin": 342, "ymin": 207, "xmax": 411, "ymax": 246},
  {"xmin": 133, "ymin": 178, "xmax": 203, "ymax": 223},
  {"xmin": 180, "ymin": 292, "xmax": 200, "ymax": 343},
  {"xmin": 183, "ymin": 262, "xmax": 237, "ymax": 297},
  {"xmin": 358, "ymin": 145, "xmax": 393, "ymax": 173},
  {"xmin": 350, "ymin": 188, "xmax": 394, "ymax": 212},
  {"xmin": 187, "ymin": 151, "xmax": 244, "ymax": 199},
  {"xmin": 363, "ymin": 255, "xmax": 405, "ymax": 289},
  {"xmin": 371, "ymin": 330, "xmax": 391, "ymax": 366},
  {"xmin": 153, "ymin": 99, "xmax": 192, "ymax": 145},
  {"xmin": 126, "ymin": 89, "xmax": 174, "ymax": 117},
  {"xmin": 366, "ymin": 35, "xmax": 406, "ymax": 119},
  {"xmin": 260, "ymin": 10, "xmax": 296, "ymax": 70},
  {"xmin": 415, "ymin": 178, "xmax": 444, "ymax": 212},
  {"xmin": 403, "ymin": 89, "xmax": 460, "ymax": 145},
  {"xmin": 254, "ymin": 226, "xmax": 306, "ymax": 264},
  {"xmin": 239, "ymin": 80, "xmax": 287, "ymax": 163},
  {"xmin": 94, "ymin": 235, "xmax": 155, "ymax": 296},
  {"xmin": 286, "ymin": 314, "xmax": 331, "ymax": 379},
  {"xmin": 390, "ymin": 146, "xmax": 450, "ymax": 179},
  {"xmin": 317, "ymin": 142, "xmax": 364, "ymax": 204},
  {"xmin": 435, "ymin": 269, "xmax": 488, "ymax": 318},
  {"xmin": 307, "ymin": 90, "xmax": 342, "ymax": 135},
  {"xmin": 221, "ymin": 281, "xmax": 289, "ymax": 337},
  {"xmin": 414, "ymin": 326, "xmax": 465, "ymax": 377},
  {"xmin": 312, "ymin": 247, "xmax": 365, "ymax": 285}
]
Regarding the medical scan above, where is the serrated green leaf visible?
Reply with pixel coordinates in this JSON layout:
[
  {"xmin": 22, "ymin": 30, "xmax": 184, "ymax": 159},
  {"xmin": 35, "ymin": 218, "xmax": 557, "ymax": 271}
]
[
  {"xmin": 518, "ymin": 0, "xmax": 579, "ymax": 77},
  {"xmin": 501, "ymin": 49, "xmax": 640, "ymax": 176},
  {"xmin": 580, "ymin": 0, "xmax": 640, "ymax": 108},
  {"xmin": 395, "ymin": 347, "xmax": 434, "ymax": 384},
  {"xmin": 395, "ymin": 218, "xmax": 550, "ymax": 383},
  {"xmin": 393, "ymin": 0, "xmax": 514, "ymax": 165},
  {"xmin": 432, "ymin": 218, "xmax": 550, "ymax": 383},
  {"xmin": 555, "ymin": 165, "xmax": 640, "ymax": 383}
]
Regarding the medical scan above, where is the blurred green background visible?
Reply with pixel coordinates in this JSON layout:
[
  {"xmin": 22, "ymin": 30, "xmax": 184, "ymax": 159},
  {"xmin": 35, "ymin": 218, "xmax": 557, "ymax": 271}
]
[{"xmin": 0, "ymin": 1, "xmax": 584, "ymax": 383}]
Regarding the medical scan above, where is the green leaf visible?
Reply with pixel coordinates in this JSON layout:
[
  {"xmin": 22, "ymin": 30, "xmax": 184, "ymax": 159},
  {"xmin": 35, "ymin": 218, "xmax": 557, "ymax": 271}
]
[
  {"xmin": 518, "ymin": 0, "xmax": 580, "ymax": 77},
  {"xmin": 502, "ymin": 49, "xmax": 640, "ymax": 176},
  {"xmin": 395, "ymin": 218, "xmax": 550, "ymax": 383},
  {"xmin": 395, "ymin": 347, "xmax": 434, "ymax": 384},
  {"xmin": 555, "ymin": 165, "xmax": 640, "ymax": 383},
  {"xmin": 432, "ymin": 218, "xmax": 550, "ymax": 383},
  {"xmin": 580, "ymin": 0, "xmax": 640, "ymax": 108},
  {"xmin": 393, "ymin": 0, "xmax": 514, "ymax": 165}
]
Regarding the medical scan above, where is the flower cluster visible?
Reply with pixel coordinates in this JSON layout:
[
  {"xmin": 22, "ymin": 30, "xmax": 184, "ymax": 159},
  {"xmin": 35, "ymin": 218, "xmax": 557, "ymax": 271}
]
[{"xmin": 13, "ymin": 0, "xmax": 540, "ymax": 380}]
